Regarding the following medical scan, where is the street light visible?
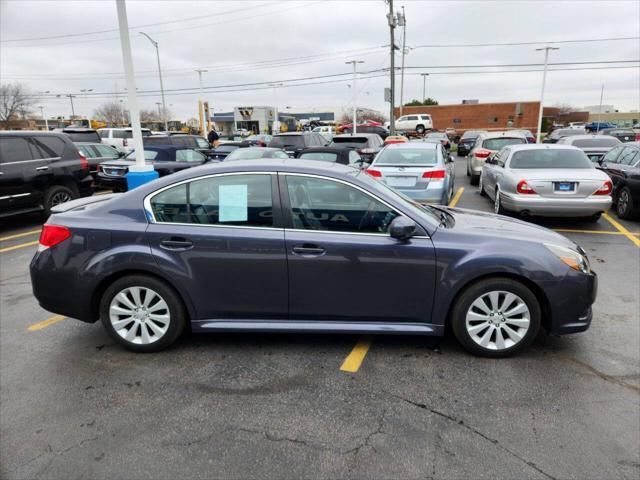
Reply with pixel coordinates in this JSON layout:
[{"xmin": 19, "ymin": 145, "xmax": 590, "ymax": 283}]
[
  {"xmin": 535, "ymin": 46, "xmax": 559, "ymax": 143},
  {"xmin": 421, "ymin": 73, "xmax": 429, "ymax": 104},
  {"xmin": 140, "ymin": 31, "xmax": 168, "ymax": 132},
  {"xmin": 268, "ymin": 82, "xmax": 284, "ymax": 134},
  {"xmin": 398, "ymin": 6, "xmax": 408, "ymax": 117},
  {"xmin": 38, "ymin": 106, "xmax": 49, "ymax": 131},
  {"xmin": 194, "ymin": 69, "xmax": 208, "ymax": 135},
  {"xmin": 345, "ymin": 60, "xmax": 364, "ymax": 134}
]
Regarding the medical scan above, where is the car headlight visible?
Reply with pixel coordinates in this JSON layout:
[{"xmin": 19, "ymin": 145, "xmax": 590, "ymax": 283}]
[{"xmin": 544, "ymin": 243, "xmax": 591, "ymax": 274}]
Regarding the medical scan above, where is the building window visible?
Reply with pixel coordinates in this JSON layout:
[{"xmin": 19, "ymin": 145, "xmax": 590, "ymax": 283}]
[
  {"xmin": 488, "ymin": 117, "xmax": 499, "ymax": 124},
  {"xmin": 452, "ymin": 118, "xmax": 461, "ymax": 124}
]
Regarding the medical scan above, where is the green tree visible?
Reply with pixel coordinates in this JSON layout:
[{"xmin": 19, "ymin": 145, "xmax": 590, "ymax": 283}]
[{"xmin": 404, "ymin": 98, "xmax": 438, "ymax": 107}]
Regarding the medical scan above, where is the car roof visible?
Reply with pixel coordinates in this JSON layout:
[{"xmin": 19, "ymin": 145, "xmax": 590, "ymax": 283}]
[
  {"xmin": 133, "ymin": 145, "xmax": 192, "ymax": 152},
  {"xmin": 561, "ymin": 135, "xmax": 619, "ymax": 142},
  {"xmin": 333, "ymin": 133, "xmax": 379, "ymax": 139},
  {"xmin": 479, "ymin": 131, "xmax": 527, "ymax": 139},
  {"xmin": 54, "ymin": 127, "xmax": 97, "ymax": 133},
  {"xmin": 386, "ymin": 141, "xmax": 438, "ymax": 149},
  {"xmin": 506, "ymin": 144, "xmax": 582, "ymax": 152},
  {"xmin": 0, "ymin": 130, "xmax": 67, "ymax": 137},
  {"xmin": 273, "ymin": 132, "xmax": 310, "ymax": 136},
  {"xmin": 299, "ymin": 147, "xmax": 351, "ymax": 153}
]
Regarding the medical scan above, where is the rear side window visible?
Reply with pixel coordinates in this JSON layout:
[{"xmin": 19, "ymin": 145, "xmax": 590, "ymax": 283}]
[
  {"xmin": 76, "ymin": 144, "xmax": 98, "ymax": 158},
  {"xmin": 32, "ymin": 136, "xmax": 66, "ymax": 158},
  {"xmin": 619, "ymin": 148, "xmax": 639, "ymax": 166},
  {"xmin": 98, "ymin": 130, "xmax": 110, "ymax": 139},
  {"xmin": 601, "ymin": 146, "xmax": 623, "ymax": 164},
  {"xmin": 0, "ymin": 137, "xmax": 35, "ymax": 162}
]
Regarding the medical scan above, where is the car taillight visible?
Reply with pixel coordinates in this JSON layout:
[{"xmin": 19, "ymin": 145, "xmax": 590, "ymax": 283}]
[
  {"xmin": 258, "ymin": 140, "xmax": 266, "ymax": 147},
  {"xmin": 422, "ymin": 169, "xmax": 446, "ymax": 179},
  {"xmin": 516, "ymin": 180, "xmax": 537, "ymax": 194},
  {"xmin": 594, "ymin": 180, "xmax": 612, "ymax": 195},
  {"xmin": 78, "ymin": 151, "xmax": 89, "ymax": 173},
  {"xmin": 366, "ymin": 168, "xmax": 382, "ymax": 177},
  {"xmin": 635, "ymin": 134, "xmax": 640, "ymax": 141},
  {"xmin": 39, "ymin": 224, "xmax": 71, "ymax": 251},
  {"xmin": 474, "ymin": 149, "xmax": 492, "ymax": 159}
]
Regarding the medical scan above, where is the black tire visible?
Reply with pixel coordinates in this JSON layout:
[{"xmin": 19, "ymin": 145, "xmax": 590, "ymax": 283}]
[
  {"xmin": 416, "ymin": 125, "xmax": 425, "ymax": 134},
  {"xmin": 494, "ymin": 188, "xmax": 507, "ymax": 215},
  {"xmin": 616, "ymin": 187, "xmax": 638, "ymax": 219},
  {"xmin": 588, "ymin": 212, "xmax": 602, "ymax": 222},
  {"xmin": 479, "ymin": 174, "xmax": 487, "ymax": 197},
  {"xmin": 470, "ymin": 174, "xmax": 479, "ymax": 186},
  {"xmin": 451, "ymin": 278, "xmax": 541, "ymax": 358},
  {"xmin": 43, "ymin": 184, "xmax": 77, "ymax": 216},
  {"xmin": 100, "ymin": 275, "xmax": 187, "ymax": 353}
]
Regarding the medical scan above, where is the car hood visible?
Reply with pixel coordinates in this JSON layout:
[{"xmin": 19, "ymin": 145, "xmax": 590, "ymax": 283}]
[{"xmin": 441, "ymin": 207, "xmax": 575, "ymax": 248}]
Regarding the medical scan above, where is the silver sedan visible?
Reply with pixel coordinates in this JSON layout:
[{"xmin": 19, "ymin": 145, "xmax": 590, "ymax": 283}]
[{"xmin": 479, "ymin": 144, "xmax": 612, "ymax": 220}]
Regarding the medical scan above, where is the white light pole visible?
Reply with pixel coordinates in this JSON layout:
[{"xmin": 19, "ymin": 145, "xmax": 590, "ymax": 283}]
[
  {"xmin": 38, "ymin": 106, "xmax": 49, "ymax": 131},
  {"xmin": 140, "ymin": 31, "xmax": 168, "ymax": 132},
  {"xmin": 398, "ymin": 6, "xmax": 407, "ymax": 117},
  {"xmin": 269, "ymin": 82, "xmax": 283, "ymax": 134},
  {"xmin": 194, "ymin": 69, "xmax": 208, "ymax": 135},
  {"xmin": 116, "ymin": 0, "xmax": 155, "ymax": 185},
  {"xmin": 421, "ymin": 73, "xmax": 429, "ymax": 103},
  {"xmin": 345, "ymin": 60, "xmax": 364, "ymax": 134},
  {"xmin": 535, "ymin": 46, "xmax": 559, "ymax": 143},
  {"xmin": 597, "ymin": 84, "xmax": 605, "ymax": 133}
]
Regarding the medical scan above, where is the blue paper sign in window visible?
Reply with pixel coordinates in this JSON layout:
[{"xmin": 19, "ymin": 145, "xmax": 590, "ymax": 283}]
[{"xmin": 218, "ymin": 184, "xmax": 248, "ymax": 222}]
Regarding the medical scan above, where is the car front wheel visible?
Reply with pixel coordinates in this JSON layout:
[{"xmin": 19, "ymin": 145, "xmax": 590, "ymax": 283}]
[
  {"xmin": 616, "ymin": 187, "xmax": 638, "ymax": 219},
  {"xmin": 451, "ymin": 278, "xmax": 541, "ymax": 357},
  {"xmin": 100, "ymin": 275, "xmax": 187, "ymax": 352}
]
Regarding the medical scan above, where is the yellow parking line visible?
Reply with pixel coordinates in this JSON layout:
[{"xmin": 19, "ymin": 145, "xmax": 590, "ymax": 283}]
[
  {"xmin": 449, "ymin": 187, "xmax": 464, "ymax": 208},
  {"xmin": 340, "ymin": 336, "xmax": 373, "ymax": 373},
  {"xmin": 0, "ymin": 240, "xmax": 39, "ymax": 254},
  {"xmin": 28, "ymin": 315, "xmax": 67, "ymax": 331},
  {"xmin": 0, "ymin": 229, "xmax": 41, "ymax": 242},
  {"xmin": 94, "ymin": 190, "xmax": 112, "ymax": 196},
  {"xmin": 602, "ymin": 213, "xmax": 640, "ymax": 248}
]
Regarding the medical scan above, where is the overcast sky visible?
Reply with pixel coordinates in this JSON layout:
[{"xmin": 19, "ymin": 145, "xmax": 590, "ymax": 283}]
[{"xmin": 1, "ymin": 0, "xmax": 638, "ymax": 121}]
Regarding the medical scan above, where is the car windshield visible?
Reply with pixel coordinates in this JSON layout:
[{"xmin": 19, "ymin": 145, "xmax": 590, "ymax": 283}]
[
  {"xmin": 374, "ymin": 148, "xmax": 437, "ymax": 166},
  {"xmin": 269, "ymin": 135, "xmax": 304, "ymax": 148},
  {"xmin": 298, "ymin": 152, "xmax": 339, "ymax": 162},
  {"xmin": 483, "ymin": 138, "xmax": 526, "ymax": 150},
  {"xmin": 572, "ymin": 138, "xmax": 620, "ymax": 148},
  {"xmin": 144, "ymin": 136, "xmax": 172, "ymax": 145},
  {"xmin": 225, "ymin": 148, "xmax": 269, "ymax": 161},
  {"xmin": 552, "ymin": 129, "xmax": 583, "ymax": 138},
  {"xmin": 125, "ymin": 150, "xmax": 159, "ymax": 160},
  {"xmin": 66, "ymin": 131, "xmax": 101, "ymax": 143},
  {"xmin": 509, "ymin": 149, "xmax": 592, "ymax": 169},
  {"xmin": 460, "ymin": 131, "xmax": 484, "ymax": 140},
  {"xmin": 426, "ymin": 133, "xmax": 445, "ymax": 139}
]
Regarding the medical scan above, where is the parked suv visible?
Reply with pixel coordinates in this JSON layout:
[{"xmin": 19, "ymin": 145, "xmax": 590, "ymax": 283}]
[
  {"xmin": 0, "ymin": 131, "xmax": 93, "ymax": 218},
  {"xmin": 390, "ymin": 114, "xmax": 433, "ymax": 134},
  {"xmin": 144, "ymin": 134, "xmax": 214, "ymax": 157},
  {"xmin": 268, "ymin": 132, "xmax": 328, "ymax": 157},
  {"xmin": 98, "ymin": 127, "xmax": 152, "ymax": 153}
]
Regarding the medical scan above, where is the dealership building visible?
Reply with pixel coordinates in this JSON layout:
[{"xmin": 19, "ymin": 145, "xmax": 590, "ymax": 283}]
[{"xmin": 211, "ymin": 107, "xmax": 335, "ymax": 135}]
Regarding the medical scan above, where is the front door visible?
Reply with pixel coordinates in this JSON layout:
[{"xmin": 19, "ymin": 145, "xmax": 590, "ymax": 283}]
[
  {"xmin": 280, "ymin": 174, "xmax": 436, "ymax": 324},
  {"xmin": 145, "ymin": 173, "xmax": 288, "ymax": 321}
]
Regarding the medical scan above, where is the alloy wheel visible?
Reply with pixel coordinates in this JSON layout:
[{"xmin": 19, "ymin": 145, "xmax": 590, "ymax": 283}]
[
  {"xmin": 494, "ymin": 188, "xmax": 501, "ymax": 214},
  {"xmin": 465, "ymin": 290, "xmax": 530, "ymax": 351},
  {"xmin": 617, "ymin": 190, "xmax": 629, "ymax": 217},
  {"xmin": 109, "ymin": 286, "xmax": 171, "ymax": 345},
  {"xmin": 51, "ymin": 191, "xmax": 72, "ymax": 206}
]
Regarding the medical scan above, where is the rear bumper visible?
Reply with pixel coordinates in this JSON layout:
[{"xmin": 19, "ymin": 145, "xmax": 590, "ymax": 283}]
[
  {"xmin": 548, "ymin": 271, "xmax": 597, "ymax": 335},
  {"xmin": 470, "ymin": 157, "xmax": 485, "ymax": 175},
  {"xmin": 394, "ymin": 183, "xmax": 448, "ymax": 204},
  {"xmin": 500, "ymin": 192, "xmax": 611, "ymax": 216},
  {"xmin": 96, "ymin": 174, "xmax": 127, "ymax": 191}
]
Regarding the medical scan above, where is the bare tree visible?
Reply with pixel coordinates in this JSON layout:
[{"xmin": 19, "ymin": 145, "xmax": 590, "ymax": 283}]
[
  {"xmin": 553, "ymin": 103, "xmax": 576, "ymax": 115},
  {"xmin": 0, "ymin": 83, "xmax": 35, "ymax": 128},
  {"xmin": 340, "ymin": 108, "xmax": 387, "ymax": 125},
  {"xmin": 93, "ymin": 101, "xmax": 128, "ymax": 126},
  {"xmin": 139, "ymin": 108, "xmax": 158, "ymax": 122}
]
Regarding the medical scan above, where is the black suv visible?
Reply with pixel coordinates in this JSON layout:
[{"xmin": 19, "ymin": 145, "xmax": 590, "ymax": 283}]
[
  {"xmin": 144, "ymin": 134, "xmax": 214, "ymax": 157},
  {"xmin": 268, "ymin": 132, "xmax": 328, "ymax": 157},
  {"xmin": 0, "ymin": 131, "xmax": 93, "ymax": 218}
]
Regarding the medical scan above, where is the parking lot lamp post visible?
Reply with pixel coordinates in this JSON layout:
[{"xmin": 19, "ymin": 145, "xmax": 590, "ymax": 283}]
[
  {"xmin": 194, "ymin": 69, "xmax": 208, "ymax": 136},
  {"xmin": 345, "ymin": 60, "xmax": 364, "ymax": 134},
  {"xmin": 387, "ymin": 0, "xmax": 397, "ymax": 135},
  {"xmin": 140, "ymin": 31, "xmax": 168, "ymax": 132},
  {"xmin": 597, "ymin": 84, "xmax": 604, "ymax": 133},
  {"xmin": 421, "ymin": 73, "xmax": 429, "ymax": 104},
  {"xmin": 117, "ymin": 0, "xmax": 158, "ymax": 188},
  {"xmin": 398, "ymin": 6, "xmax": 407, "ymax": 117},
  {"xmin": 269, "ymin": 82, "xmax": 283, "ymax": 135},
  {"xmin": 38, "ymin": 106, "xmax": 49, "ymax": 130},
  {"xmin": 535, "ymin": 46, "xmax": 559, "ymax": 143}
]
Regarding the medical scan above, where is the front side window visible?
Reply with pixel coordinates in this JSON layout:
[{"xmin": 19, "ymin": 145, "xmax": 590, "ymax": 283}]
[
  {"xmin": 286, "ymin": 175, "xmax": 399, "ymax": 234},
  {"xmin": 95, "ymin": 144, "xmax": 120, "ymax": 158},
  {"xmin": 196, "ymin": 137, "xmax": 210, "ymax": 148},
  {"xmin": 125, "ymin": 150, "xmax": 159, "ymax": 161},
  {"xmin": 175, "ymin": 149, "xmax": 205, "ymax": 163},
  {"xmin": 601, "ymin": 146, "xmax": 623, "ymax": 164}
]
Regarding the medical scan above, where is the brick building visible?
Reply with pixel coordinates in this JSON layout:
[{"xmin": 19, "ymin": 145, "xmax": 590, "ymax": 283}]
[{"xmin": 395, "ymin": 101, "xmax": 542, "ymax": 134}]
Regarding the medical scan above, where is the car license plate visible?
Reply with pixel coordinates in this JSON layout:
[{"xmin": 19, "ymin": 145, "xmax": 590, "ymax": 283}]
[
  {"xmin": 386, "ymin": 176, "xmax": 416, "ymax": 188},
  {"xmin": 555, "ymin": 182, "xmax": 575, "ymax": 192}
]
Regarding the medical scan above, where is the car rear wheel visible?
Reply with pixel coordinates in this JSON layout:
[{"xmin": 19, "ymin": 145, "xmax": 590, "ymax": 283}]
[
  {"xmin": 479, "ymin": 173, "xmax": 487, "ymax": 197},
  {"xmin": 470, "ymin": 172, "xmax": 479, "ymax": 186},
  {"xmin": 616, "ymin": 187, "xmax": 638, "ymax": 219},
  {"xmin": 100, "ymin": 275, "xmax": 186, "ymax": 352},
  {"xmin": 451, "ymin": 278, "xmax": 541, "ymax": 357},
  {"xmin": 494, "ymin": 187, "xmax": 506, "ymax": 215},
  {"xmin": 43, "ymin": 184, "xmax": 77, "ymax": 216},
  {"xmin": 416, "ymin": 125, "xmax": 425, "ymax": 134}
]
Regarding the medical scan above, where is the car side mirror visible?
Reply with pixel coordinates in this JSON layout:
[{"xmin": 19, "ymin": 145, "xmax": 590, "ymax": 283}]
[{"xmin": 389, "ymin": 216, "xmax": 417, "ymax": 241}]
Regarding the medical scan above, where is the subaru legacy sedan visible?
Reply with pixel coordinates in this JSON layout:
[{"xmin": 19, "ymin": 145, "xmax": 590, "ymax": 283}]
[{"xmin": 30, "ymin": 160, "xmax": 597, "ymax": 358}]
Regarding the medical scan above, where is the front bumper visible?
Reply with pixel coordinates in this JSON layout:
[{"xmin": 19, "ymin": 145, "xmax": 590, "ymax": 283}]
[
  {"xmin": 548, "ymin": 270, "xmax": 597, "ymax": 335},
  {"xmin": 500, "ymin": 193, "xmax": 612, "ymax": 217}
]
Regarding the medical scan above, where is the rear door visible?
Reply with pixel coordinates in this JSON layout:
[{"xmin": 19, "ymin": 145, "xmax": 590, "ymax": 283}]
[{"xmin": 145, "ymin": 172, "xmax": 288, "ymax": 321}]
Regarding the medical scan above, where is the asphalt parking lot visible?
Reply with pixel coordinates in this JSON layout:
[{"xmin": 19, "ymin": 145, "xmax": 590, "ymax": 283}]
[{"xmin": 1, "ymin": 157, "xmax": 639, "ymax": 480}]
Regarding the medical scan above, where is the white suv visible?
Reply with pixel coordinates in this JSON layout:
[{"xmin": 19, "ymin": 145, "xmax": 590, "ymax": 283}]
[
  {"xmin": 389, "ymin": 114, "xmax": 433, "ymax": 134},
  {"xmin": 98, "ymin": 128, "xmax": 152, "ymax": 153}
]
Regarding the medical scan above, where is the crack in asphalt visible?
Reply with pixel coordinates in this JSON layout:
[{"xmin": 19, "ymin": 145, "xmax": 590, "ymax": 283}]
[
  {"xmin": 555, "ymin": 355, "xmax": 640, "ymax": 394},
  {"xmin": 387, "ymin": 392, "xmax": 557, "ymax": 480},
  {"xmin": 8, "ymin": 436, "xmax": 99, "ymax": 476}
]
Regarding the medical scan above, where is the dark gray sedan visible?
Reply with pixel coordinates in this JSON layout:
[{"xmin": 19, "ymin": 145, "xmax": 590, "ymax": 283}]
[{"xmin": 30, "ymin": 160, "xmax": 597, "ymax": 357}]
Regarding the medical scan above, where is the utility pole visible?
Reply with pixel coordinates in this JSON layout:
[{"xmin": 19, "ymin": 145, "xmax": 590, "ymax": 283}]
[
  {"xmin": 387, "ymin": 0, "xmax": 397, "ymax": 134},
  {"xmin": 398, "ymin": 6, "xmax": 407, "ymax": 117},
  {"xmin": 155, "ymin": 102, "xmax": 162, "ymax": 124},
  {"xmin": 195, "ymin": 69, "xmax": 208, "ymax": 136},
  {"xmin": 268, "ymin": 82, "xmax": 284, "ymax": 134},
  {"xmin": 80, "ymin": 89, "xmax": 93, "ymax": 122},
  {"xmin": 57, "ymin": 94, "xmax": 77, "ymax": 119},
  {"xmin": 38, "ymin": 106, "xmax": 49, "ymax": 131},
  {"xmin": 535, "ymin": 46, "xmax": 559, "ymax": 143},
  {"xmin": 140, "ymin": 32, "xmax": 168, "ymax": 132},
  {"xmin": 116, "ymin": 0, "xmax": 156, "ymax": 186},
  {"xmin": 421, "ymin": 73, "xmax": 429, "ymax": 103},
  {"xmin": 345, "ymin": 60, "xmax": 364, "ymax": 134},
  {"xmin": 597, "ymin": 83, "xmax": 604, "ymax": 133}
]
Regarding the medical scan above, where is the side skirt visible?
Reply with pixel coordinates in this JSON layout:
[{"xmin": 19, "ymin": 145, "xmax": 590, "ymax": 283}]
[{"xmin": 191, "ymin": 319, "xmax": 443, "ymax": 336}]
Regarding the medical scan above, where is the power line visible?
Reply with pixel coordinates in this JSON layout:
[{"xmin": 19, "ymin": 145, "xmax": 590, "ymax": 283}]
[
  {"xmin": 412, "ymin": 36, "xmax": 640, "ymax": 49},
  {"xmin": 399, "ymin": 60, "xmax": 639, "ymax": 69}
]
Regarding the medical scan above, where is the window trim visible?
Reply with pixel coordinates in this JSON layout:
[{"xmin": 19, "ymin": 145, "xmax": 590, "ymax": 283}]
[{"xmin": 144, "ymin": 171, "xmax": 281, "ymax": 231}]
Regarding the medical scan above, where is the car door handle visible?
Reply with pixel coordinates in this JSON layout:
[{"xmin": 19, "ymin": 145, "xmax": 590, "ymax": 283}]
[
  {"xmin": 292, "ymin": 244, "xmax": 326, "ymax": 256},
  {"xmin": 160, "ymin": 237, "xmax": 193, "ymax": 250},
  {"xmin": 35, "ymin": 166, "xmax": 49, "ymax": 171}
]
